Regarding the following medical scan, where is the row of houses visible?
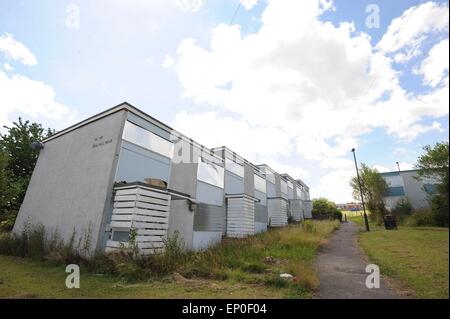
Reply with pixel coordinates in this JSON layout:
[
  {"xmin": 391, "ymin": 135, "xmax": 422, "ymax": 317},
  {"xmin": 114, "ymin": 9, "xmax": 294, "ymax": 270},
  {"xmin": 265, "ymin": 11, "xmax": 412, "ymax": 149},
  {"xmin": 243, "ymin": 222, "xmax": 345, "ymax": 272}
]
[{"xmin": 13, "ymin": 102, "xmax": 312, "ymax": 255}]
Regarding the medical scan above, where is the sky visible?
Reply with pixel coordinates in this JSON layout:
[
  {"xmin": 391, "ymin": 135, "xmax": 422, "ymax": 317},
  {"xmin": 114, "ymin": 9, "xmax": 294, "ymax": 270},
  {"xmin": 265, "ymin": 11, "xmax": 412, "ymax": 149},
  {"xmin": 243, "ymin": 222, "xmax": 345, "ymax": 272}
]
[{"xmin": 0, "ymin": 0, "xmax": 448, "ymax": 203}]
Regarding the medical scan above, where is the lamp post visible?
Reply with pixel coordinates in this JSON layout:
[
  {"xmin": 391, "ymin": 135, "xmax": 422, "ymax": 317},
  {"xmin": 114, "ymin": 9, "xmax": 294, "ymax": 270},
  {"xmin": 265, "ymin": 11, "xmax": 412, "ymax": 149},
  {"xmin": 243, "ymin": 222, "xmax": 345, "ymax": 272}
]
[
  {"xmin": 351, "ymin": 148, "xmax": 370, "ymax": 232},
  {"xmin": 396, "ymin": 161, "xmax": 401, "ymax": 172}
]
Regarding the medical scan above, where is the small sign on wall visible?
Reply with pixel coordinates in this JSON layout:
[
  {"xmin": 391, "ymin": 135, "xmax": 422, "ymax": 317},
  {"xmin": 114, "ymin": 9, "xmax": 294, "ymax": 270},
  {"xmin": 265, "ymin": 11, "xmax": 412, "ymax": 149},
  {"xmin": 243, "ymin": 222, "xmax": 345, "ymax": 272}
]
[{"xmin": 92, "ymin": 135, "xmax": 113, "ymax": 149}]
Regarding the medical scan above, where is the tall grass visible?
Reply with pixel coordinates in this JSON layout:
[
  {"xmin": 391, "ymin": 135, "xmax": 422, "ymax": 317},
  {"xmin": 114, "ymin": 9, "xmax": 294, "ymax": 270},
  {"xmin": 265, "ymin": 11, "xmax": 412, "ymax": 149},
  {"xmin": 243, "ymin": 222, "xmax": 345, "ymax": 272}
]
[
  {"xmin": 0, "ymin": 220, "xmax": 340, "ymax": 297},
  {"xmin": 0, "ymin": 222, "xmax": 88, "ymax": 263}
]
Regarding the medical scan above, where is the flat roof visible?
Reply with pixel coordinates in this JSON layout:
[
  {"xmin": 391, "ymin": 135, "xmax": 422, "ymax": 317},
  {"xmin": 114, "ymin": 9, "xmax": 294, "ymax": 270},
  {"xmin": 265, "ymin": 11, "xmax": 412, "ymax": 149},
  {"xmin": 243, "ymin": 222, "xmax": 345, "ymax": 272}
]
[
  {"xmin": 380, "ymin": 169, "xmax": 419, "ymax": 175},
  {"xmin": 211, "ymin": 145, "xmax": 265, "ymax": 174},
  {"xmin": 256, "ymin": 164, "xmax": 288, "ymax": 182}
]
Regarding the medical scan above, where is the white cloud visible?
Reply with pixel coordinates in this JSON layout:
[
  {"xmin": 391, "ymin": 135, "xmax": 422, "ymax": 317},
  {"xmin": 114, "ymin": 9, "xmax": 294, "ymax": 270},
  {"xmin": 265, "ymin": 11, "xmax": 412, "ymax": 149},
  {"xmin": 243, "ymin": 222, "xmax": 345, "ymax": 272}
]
[
  {"xmin": 173, "ymin": 111, "xmax": 292, "ymax": 162},
  {"xmin": 376, "ymin": 1, "xmax": 448, "ymax": 62},
  {"xmin": 3, "ymin": 63, "xmax": 13, "ymax": 71},
  {"xmin": 165, "ymin": 0, "xmax": 449, "ymax": 200},
  {"xmin": 176, "ymin": 0, "xmax": 202, "ymax": 13},
  {"xmin": 162, "ymin": 54, "xmax": 176, "ymax": 68},
  {"xmin": 319, "ymin": 158, "xmax": 354, "ymax": 169},
  {"xmin": 414, "ymin": 39, "xmax": 449, "ymax": 87},
  {"xmin": 240, "ymin": 0, "xmax": 258, "ymax": 10},
  {"xmin": 267, "ymin": 162, "xmax": 310, "ymax": 181},
  {"xmin": 373, "ymin": 165, "xmax": 391, "ymax": 173},
  {"xmin": 0, "ymin": 35, "xmax": 76, "ymax": 130},
  {"xmin": 0, "ymin": 71, "xmax": 77, "ymax": 129},
  {"xmin": 144, "ymin": 56, "xmax": 155, "ymax": 65},
  {"xmin": 312, "ymin": 168, "xmax": 355, "ymax": 202},
  {"xmin": 397, "ymin": 162, "xmax": 414, "ymax": 171},
  {"xmin": 0, "ymin": 33, "xmax": 38, "ymax": 66}
]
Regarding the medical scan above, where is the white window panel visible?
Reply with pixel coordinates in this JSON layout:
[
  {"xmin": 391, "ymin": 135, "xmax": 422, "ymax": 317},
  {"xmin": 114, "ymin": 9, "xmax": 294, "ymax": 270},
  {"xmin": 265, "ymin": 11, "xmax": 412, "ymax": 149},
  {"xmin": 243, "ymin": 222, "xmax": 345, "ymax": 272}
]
[
  {"xmin": 254, "ymin": 174, "xmax": 266, "ymax": 193},
  {"xmin": 287, "ymin": 181, "xmax": 293, "ymax": 189},
  {"xmin": 225, "ymin": 157, "xmax": 244, "ymax": 177},
  {"xmin": 122, "ymin": 121, "xmax": 173, "ymax": 158},
  {"xmin": 197, "ymin": 157, "xmax": 224, "ymax": 188},
  {"xmin": 383, "ymin": 174, "xmax": 404, "ymax": 187},
  {"xmin": 281, "ymin": 180, "xmax": 288, "ymax": 195},
  {"xmin": 296, "ymin": 187, "xmax": 302, "ymax": 198}
]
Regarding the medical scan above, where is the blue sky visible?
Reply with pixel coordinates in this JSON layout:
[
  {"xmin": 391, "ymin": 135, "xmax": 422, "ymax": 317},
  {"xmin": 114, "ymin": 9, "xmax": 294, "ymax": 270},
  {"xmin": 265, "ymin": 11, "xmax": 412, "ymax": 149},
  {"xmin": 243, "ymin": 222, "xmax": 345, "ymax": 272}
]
[{"xmin": 0, "ymin": 0, "xmax": 448, "ymax": 202}]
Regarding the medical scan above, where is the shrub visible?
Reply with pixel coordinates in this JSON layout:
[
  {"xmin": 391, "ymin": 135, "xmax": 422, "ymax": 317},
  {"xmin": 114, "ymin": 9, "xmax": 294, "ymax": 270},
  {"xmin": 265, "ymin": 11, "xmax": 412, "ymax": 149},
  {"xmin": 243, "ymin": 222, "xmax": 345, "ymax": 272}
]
[
  {"xmin": 404, "ymin": 195, "xmax": 449, "ymax": 227},
  {"xmin": 302, "ymin": 220, "xmax": 316, "ymax": 232},
  {"xmin": 405, "ymin": 210, "xmax": 436, "ymax": 227},
  {"xmin": 0, "ymin": 222, "xmax": 89, "ymax": 263},
  {"xmin": 0, "ymin": 223, "xmax": 46, "ymax": 260},
  {"xmin": 264, "ymin": 275, "xmax": 289, "ymax": 288},
  {"xmin": 312, "ymin": 198, "xmax": 343, "ymax": 221},
  {"xmin": 431, "ymin": 195, "xmax": 449, "ymax": 227},
  {"xmin": 332, "ymin": 210, "xmax": 343, "ymax": 222},
  {"xmin": 0, "ymin": 210, "xmax": 18, "ymax": 232},
  {"xmin": 391, "ymin": 198, "xmax": 413, "ymax": 222}
]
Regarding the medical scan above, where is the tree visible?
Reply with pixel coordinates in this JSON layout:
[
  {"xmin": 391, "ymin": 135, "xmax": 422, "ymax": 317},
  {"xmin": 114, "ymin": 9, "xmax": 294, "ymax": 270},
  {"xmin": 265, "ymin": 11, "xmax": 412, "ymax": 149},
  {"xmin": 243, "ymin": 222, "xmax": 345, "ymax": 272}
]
[
  {"xmin": 0, "ymin": 118, "xmax": 54, "ymax": 230},
  {"xmin": 415, "ymin": 142, "xmax": 449, "ymax": 198},
  {"xmin": 0, "ymin": 150, "xmax": 21, "ymax": 230},
  {"xmin": 350, "ymin": 164, "xmax": 388, "ymax": 222},
  {"xmin": 391, "ymin": 198, "xmax": 412, "ymax": 221},
  {"xmin": 415, "ymin": 142, "xmax": 449, "ymax": 227},
  {"xmin": 0, "ymin": 118, "xmax": 54, "ymax": 181},
  {"xmin": 312, "ymin": 198, "xmax": 342, "ymax": 221}
]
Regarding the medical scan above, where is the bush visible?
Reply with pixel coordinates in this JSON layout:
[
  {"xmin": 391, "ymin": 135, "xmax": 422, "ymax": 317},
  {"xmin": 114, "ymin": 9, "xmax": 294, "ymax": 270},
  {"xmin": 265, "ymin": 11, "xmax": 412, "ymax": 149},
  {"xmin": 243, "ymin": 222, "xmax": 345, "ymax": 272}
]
[
  {"xmin": 312, "ymin": 198, "xmax": 343, "ymax": 221},
  {"xmin": 0, "ymin": 222, "xmax": 87, "ymax": 263},
  {"xmin": 302, "ymin": 219, "xmax": 316, "ymax": 232},
  {"xmin": 404, "ymin": 195, "xmax": 449, "ymax": 227},
  {"xmin": 391, "ymin": 198, "xmax": 413, "ymax": 222},
  {"xmin": 431, "ymin": 195, "xmax": 449, "ymax": 227},
  {"xmin": 405, "ymin": 210, "xmax": 436, "ymax": 227},
  {"xmin": 0, "ymin": 210, "xmax": 18, "ymax": 232},
  {"xmin": 332, "ymin": 210, "xmax": 343, "ymax": 222}
]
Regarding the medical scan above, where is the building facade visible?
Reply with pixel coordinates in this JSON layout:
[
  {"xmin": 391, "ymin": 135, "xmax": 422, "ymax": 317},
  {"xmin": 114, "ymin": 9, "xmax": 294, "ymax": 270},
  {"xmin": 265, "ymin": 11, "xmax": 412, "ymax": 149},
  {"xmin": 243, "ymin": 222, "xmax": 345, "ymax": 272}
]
[
  {"xmin": 381, "ymin": 169, "xmax": 439, "ymax": 211},
  {"xmin": 13, "ymin": 102, "xmax": 312, "ymax": 256}
]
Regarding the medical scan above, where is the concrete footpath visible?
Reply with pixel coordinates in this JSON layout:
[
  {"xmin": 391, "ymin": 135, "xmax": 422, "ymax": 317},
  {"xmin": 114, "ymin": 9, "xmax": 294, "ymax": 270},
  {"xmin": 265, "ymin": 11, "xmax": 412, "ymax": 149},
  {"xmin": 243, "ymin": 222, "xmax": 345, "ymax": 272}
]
[{"xmin": 315, "ymin": 222, "xmax": 399, "ymax": 299}]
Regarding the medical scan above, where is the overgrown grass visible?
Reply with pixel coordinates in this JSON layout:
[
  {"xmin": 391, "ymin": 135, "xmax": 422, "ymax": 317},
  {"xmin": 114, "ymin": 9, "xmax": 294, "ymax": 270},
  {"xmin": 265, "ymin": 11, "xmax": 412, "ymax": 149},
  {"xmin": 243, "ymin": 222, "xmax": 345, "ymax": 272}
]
[
  {"xmin": 0, "ymin": 220, "xmax": 340, "ymax": 298},
  {"xmin": 348, "ymin": 216, "xmax": 449, "ymax": 298},
  {"xmin": 178, "ymin": 220, "xmax": 340, "ymax": 296}
]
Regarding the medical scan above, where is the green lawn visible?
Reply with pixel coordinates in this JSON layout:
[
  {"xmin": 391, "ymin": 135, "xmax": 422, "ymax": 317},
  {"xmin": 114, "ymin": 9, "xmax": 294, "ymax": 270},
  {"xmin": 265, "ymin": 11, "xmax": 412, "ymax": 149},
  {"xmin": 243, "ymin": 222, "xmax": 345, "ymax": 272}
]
[
  {"xmin": 349, "ymin": 216, "xmax": 449, "ymax": 299},
  {"xmin": 0, "ymin": 220, "xmax": 340, "ymax": 299}
]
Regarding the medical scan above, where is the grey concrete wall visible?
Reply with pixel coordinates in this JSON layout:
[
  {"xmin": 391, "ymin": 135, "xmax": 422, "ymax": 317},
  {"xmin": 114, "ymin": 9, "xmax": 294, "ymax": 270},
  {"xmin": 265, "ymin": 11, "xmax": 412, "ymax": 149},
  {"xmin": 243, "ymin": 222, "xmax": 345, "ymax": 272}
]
[
  {"xmin": 13, "ymin": 110, "xmax": 127, "ymax": 253},
  {"xmin": 194, "ymin": 203, "xmax": 226, "ymax": 233},
  {"xmin": 401, "ymin": 171, "xmax": 430, "ymax": 211},
  {"xmin": 267, "ymin": 182, "xmax": 276, "ymax": 197},
  {"xmin": 168, "ymin": 199, "xmax": 195, "ymax": 250},
  {"xmin": 243, "ymin": 163, "xmax": 255, "ymax": 197},
  {"xmin": 274, "ymin": 175, "xmax": 282, "ymax": 197},
  {"xmin": 169, "ymin": 141, "xmax": 198, "ymax": 198}
]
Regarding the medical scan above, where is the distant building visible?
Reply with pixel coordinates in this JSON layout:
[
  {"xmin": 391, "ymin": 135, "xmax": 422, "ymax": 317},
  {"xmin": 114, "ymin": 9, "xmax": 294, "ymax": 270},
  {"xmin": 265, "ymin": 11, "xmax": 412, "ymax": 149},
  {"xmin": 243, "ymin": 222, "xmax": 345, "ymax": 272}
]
[
  {"xmin": 380, "ymin": 169, "xmax": 439, "ymax": 211},
  {"xmin": 336, "ymin": 203, "xmax": 362, "ymax": 211}
]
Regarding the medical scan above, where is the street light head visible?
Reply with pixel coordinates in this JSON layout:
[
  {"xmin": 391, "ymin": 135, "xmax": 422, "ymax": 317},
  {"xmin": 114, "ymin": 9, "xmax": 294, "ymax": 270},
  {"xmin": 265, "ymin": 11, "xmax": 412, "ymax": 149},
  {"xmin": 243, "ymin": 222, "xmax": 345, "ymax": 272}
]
[{"xmin": 351, "ymin": 148, "xmax": 355, "ymax": 152}]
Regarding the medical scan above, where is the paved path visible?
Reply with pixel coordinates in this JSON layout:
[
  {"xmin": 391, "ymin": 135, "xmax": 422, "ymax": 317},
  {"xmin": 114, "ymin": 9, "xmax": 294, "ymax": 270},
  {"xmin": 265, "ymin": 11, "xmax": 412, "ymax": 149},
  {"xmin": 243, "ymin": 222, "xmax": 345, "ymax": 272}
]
[{"xmin": 315, "ymin": 222, "xmax": 399, "ymax": 299}]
